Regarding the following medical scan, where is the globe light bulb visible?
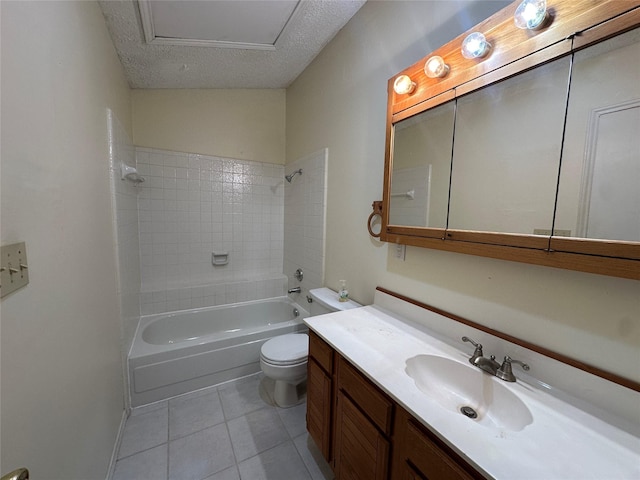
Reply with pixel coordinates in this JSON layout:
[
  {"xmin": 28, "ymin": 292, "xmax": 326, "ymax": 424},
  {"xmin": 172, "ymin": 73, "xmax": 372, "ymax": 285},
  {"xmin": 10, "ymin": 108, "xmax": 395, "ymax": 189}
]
[
  {"xmin": 393, "ymin": 75, "xmax": 416, "ymax": 95},
  {"xmin": 461, "ymin": 32, "xmax": 491, "ymax": 59},
  {"xmin": 424, "ymin": 56, "xmax": 449, "ymax": 79},
  {"xmin": 514, "ymin": 0, "xmax": 548, "ymax": 30}
]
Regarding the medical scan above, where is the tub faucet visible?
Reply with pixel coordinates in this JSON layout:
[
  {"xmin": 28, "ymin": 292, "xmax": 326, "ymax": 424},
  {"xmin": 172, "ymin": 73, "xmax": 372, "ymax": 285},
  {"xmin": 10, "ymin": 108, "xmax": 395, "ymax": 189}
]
[
  {"xmin": 462, "ymin": 336, "xmax": 500, "ymax": 375},
  {"xmin": 288, "ymin": 287, "xmax": 301, "ymax": 294}
]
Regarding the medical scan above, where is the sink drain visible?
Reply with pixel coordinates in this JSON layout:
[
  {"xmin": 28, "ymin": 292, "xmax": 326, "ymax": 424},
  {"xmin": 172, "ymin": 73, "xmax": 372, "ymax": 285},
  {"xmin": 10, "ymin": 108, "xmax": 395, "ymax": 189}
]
[{"xmin": 460, "ymin": 406, "xmax": 478, "ymax": 419}]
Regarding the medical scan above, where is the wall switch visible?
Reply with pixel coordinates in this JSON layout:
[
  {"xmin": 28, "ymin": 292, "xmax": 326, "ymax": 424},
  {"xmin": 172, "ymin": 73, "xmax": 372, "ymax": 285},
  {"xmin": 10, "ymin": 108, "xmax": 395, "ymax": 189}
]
[
  {"xmin": 394, "ymin": 243, "xmax": 406, "ymax": 261},
  {"xmin": 1, "ymin": 242, "xmax": 29, "ymax": 298}
]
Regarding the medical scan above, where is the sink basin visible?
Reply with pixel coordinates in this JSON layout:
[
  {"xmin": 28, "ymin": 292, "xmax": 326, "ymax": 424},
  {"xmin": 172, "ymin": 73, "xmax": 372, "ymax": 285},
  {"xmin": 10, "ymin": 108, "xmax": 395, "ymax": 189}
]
[{"xmin": 405, "ymin": 354, "xmax": 533, "ymax": 432}]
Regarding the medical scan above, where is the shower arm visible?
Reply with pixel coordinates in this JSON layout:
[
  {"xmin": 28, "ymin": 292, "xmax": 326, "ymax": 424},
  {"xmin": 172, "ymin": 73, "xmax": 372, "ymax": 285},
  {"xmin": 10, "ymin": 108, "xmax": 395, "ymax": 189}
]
[{"xmin": 285, "ymin": 169, "xmax": 302, "ymax": 183}]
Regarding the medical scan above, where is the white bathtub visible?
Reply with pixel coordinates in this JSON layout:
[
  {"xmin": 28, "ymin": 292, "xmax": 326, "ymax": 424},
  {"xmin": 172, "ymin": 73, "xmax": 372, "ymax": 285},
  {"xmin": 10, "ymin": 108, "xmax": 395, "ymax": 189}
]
[{"xmin": 128, "ymin": 297, "xmax": 309, "ymax": 406}]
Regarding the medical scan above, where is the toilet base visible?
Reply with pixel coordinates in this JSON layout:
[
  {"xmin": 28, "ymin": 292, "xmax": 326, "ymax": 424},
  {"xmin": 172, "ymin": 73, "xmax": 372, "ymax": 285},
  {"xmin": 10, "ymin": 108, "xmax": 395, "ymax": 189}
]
[
  {"xmin": 273, "ymin": 379, "xmax": 307, "ymax": 407},
  {"xmin": 274, "ymin": 380, "xmax": 298, "ymax": 407}
]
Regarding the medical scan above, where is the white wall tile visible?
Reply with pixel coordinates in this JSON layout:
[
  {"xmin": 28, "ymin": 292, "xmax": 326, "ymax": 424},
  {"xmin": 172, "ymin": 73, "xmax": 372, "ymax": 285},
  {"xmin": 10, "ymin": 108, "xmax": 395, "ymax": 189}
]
[
  {"xmin": 283, "ymin": 149, "xmax": 328, "ymax": 298},
  {"xmin": 136, "ymin": 147, "xmax": 286, "ymax": 313}
]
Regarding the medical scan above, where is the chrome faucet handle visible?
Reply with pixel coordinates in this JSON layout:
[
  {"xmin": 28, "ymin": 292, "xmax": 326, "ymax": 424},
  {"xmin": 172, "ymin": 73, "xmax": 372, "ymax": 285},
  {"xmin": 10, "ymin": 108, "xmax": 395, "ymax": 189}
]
[
  {"xmin": 496, "ymin": 355, "xmax": 530, "ymax": 382},
  {"xmin": 462, "ymin": 336, "xmax": 483, "ymax": 362},
  {"xmin": 462, "ymin": 336, "xmax": 480, "ymax": 348}
]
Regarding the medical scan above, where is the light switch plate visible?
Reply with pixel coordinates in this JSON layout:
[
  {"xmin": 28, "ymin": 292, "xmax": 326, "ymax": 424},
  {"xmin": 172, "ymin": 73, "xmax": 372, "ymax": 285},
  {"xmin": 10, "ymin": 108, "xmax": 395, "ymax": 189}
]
[{"xmin": 1, "ymin": 242, "xmax": 29, "ymax": 298}]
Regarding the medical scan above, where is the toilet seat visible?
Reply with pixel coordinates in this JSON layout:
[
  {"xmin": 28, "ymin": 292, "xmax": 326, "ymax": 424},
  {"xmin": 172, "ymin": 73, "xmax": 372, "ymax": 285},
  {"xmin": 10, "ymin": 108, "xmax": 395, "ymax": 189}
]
[{"xmin": 260, "ymin": 333, "xmax": 308, "ymax": 366}]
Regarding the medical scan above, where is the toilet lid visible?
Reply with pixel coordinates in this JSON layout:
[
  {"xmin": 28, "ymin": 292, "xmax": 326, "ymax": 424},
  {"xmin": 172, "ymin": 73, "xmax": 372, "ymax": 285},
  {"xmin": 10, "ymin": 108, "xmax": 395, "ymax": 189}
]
[{"xmin": 261, "ymin": 333, "xmax": 308, "ymax": 365}]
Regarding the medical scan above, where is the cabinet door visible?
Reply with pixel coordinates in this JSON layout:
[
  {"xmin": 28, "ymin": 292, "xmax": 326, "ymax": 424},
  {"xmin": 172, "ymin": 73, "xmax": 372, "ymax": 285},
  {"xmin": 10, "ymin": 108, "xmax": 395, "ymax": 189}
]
[
  {"xmin": 307, "ymin": 358, "xmax": 332, "ymax": 461},
  {"xmin": 334, "ymin": 391, "xmax": 390, "ymax": 480},
  {"xmin": 400, "ymin": 462, "xmax": 427, "ymax": 480}
]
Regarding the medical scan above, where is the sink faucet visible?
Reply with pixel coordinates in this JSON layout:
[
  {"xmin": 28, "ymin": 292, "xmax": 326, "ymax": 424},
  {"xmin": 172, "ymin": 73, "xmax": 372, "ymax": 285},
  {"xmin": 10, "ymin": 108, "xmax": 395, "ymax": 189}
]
[
  {"xmin": 496, "ymin": 356, "xmax": 530, "ymax": 382},
  {"xmin": 462, "ymin": 336, "xmax": 501, "ymax": 376},
  {"xmin": 462, "ymin": 337, "xmax": 530, "ymax": 382}
]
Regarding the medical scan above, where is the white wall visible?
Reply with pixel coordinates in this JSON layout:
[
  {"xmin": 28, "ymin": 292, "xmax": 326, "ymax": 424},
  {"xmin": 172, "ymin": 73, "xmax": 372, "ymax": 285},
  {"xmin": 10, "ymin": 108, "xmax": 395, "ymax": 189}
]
[
  {"xmin": 286, "ymin": 0, "xmax": 640, "ymax": 382},
  {"xmin": 1, "ymin": 1, "xmax": 131, "ymax": 478},
  {"xmin": 132, "ymin": 89, "xmax": 286, "ymax": 165}
]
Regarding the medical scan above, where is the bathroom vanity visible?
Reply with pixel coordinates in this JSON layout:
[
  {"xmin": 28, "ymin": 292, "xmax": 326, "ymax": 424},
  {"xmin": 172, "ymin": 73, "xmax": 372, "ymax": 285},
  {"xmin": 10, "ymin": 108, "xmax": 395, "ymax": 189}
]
[
  {"xmin": 304, "ymin": 288, "xmax": 639, "ymax": 479},
  {"xmin": 308, "ymin": 330, "xmax": 481, "ymax": 479}
]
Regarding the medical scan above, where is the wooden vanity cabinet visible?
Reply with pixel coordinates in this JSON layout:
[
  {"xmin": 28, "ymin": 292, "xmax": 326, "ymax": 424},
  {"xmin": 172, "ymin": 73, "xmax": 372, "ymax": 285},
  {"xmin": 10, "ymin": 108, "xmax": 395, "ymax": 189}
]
[
  {"xmin": 307, "ymin": 330, "xmax": 335, "ymax": 462},
  {"xmin": 307, "ymin": 331, "xmax": 483, "ymax": 479}
]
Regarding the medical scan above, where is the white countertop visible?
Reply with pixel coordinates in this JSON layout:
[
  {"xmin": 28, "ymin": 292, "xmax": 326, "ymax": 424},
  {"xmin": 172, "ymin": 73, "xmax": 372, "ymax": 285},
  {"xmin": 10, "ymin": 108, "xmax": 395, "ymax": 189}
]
[{"xmin": 305, "ymin": 304, "xmax": 640, "ymax": 479}]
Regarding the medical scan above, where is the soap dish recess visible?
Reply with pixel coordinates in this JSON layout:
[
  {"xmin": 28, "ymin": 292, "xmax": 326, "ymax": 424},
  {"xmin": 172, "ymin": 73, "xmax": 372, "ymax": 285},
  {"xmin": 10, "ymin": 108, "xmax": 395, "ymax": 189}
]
[{"xmin": 212, "ymin": 252, "xmax": 229, "ymax": 266}]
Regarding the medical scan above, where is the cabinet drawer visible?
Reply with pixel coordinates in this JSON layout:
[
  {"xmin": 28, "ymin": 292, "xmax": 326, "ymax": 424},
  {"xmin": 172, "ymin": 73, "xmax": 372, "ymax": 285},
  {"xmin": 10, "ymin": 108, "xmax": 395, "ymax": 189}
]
[
  {"xmin": 309, "ymin": 330, "xmax": 334, "ymax": 374},
  {"xmin": 338, "ymin": 356, "xmax": 394, "ymax": 435},
  {"xmin": 404, "ymin": 419, "xmax": 479, "ymax": 480}
]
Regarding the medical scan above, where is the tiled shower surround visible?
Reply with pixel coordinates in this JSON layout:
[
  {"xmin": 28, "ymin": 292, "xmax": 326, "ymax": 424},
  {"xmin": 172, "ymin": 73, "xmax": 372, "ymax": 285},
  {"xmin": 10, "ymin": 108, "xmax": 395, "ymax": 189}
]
[
  {"xmin": 283, "ymin": 149, "xmax": 327, "ymax": 295},
  {"xmin": 136, "ymin": 148, "xmax": 287, "ymax": 314}
]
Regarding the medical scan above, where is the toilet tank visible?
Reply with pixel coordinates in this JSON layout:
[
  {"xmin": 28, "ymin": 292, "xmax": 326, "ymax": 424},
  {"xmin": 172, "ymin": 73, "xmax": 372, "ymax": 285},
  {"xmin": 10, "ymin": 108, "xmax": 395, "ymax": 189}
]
[{"xmin": 308, "ymin": 287, "xmax": 361, "ymax": 316}]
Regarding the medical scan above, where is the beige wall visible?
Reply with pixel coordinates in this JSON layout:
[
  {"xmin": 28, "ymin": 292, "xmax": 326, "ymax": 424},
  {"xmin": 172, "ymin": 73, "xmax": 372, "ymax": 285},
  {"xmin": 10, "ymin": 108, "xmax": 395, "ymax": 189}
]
[
  {"xmin": 132, "ymin": 89, "xmax": 286, "ymax": 164},
  {"xmin": 1, "ymin": 1, "xmax": 131, "ymax": 478},
  {"xmin": 287, "ymin": 0, "xmax": 640, "ymax": 382}
]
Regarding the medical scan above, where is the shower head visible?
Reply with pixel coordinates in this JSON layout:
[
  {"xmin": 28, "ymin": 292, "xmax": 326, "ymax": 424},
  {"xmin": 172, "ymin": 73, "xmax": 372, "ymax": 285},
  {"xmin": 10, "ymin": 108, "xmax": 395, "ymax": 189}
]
[{"xmin": 285, "ymin": 168, "xmax": 303, "ymax": 183}]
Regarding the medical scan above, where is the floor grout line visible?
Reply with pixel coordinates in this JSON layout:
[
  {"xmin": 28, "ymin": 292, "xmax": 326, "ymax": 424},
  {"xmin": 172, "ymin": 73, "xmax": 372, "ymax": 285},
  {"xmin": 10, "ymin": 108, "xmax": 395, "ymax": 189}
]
[{"xmin": 114, "ymin": 374, "xmax": 332, "ymax": 480}]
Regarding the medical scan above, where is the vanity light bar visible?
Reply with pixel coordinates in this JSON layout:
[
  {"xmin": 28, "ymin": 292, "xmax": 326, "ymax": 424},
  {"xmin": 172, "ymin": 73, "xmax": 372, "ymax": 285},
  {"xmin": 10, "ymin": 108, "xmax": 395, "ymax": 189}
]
[{"xmin": 411, "ymin": 3, "xmax": 549, "ymax": 88}]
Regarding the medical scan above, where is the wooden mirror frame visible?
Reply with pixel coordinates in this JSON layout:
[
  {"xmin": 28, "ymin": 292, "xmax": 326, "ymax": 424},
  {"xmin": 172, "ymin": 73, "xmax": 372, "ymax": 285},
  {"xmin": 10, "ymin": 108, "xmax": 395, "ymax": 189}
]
[{"xmin": 382, "ymin": 0, "xmax": 640, "ymax": 280}]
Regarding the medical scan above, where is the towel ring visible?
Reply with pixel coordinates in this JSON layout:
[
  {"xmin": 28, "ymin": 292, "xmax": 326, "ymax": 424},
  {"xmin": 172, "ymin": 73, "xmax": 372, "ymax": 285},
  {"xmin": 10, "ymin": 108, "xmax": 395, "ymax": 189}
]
[{"xmin": 367, "ymin": 201, "xmax": 383, "ymax": 238}]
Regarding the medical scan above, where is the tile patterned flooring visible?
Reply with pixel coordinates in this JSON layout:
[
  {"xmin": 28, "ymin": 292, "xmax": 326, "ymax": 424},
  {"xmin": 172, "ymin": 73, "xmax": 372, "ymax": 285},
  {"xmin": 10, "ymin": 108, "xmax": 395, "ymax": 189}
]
[{"xmin": 113, "ymin": 374, "xmax": 334, "ymax": 480}]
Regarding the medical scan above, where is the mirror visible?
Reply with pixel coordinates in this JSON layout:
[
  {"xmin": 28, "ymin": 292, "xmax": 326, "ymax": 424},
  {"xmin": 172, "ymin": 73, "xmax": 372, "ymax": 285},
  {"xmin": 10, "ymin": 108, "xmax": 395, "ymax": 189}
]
[
  {"xmin": 448, "ymin": 56, "xmax": 571, "ymax": 235},
  {"xmin": 389, "ymin": 101, "xmax": 454, "ymax": 228},
  {"xmin": 382, "ymin": 1, "xmax": 640, "ymax": 279},
  {"xmin": 555, "ymin": 28, "xmax": 640, "ymax": 242}
]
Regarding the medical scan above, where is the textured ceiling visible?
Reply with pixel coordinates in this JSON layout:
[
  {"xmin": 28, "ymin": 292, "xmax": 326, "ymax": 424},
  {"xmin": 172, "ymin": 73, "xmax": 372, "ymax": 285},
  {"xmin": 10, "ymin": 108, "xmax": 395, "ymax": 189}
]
[{"xmin": 98, "ymin": 0, "xmax": 366, "ymax": 89}]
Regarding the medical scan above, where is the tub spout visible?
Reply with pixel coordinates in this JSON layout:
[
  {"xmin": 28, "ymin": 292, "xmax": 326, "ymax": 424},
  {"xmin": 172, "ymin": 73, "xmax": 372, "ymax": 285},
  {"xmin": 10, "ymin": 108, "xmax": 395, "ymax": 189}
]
[{"xmin": 288, "ymin": 287, "xmax": 301, "ymax": 294}]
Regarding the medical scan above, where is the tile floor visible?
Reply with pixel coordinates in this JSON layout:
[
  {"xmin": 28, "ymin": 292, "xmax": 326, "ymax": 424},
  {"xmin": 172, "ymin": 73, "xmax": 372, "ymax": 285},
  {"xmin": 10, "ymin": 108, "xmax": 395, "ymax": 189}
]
[{"xmin": 113, "ymin": 374, "xmax": 334, "ymax": 480}]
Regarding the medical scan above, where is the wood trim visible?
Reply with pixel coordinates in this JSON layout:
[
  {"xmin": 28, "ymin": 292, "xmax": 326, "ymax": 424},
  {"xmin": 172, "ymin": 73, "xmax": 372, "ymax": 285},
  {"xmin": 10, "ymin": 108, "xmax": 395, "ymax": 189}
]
[
  {"xmin": 454, "ymin": 39, "xmax": 571, "ymax": 97},
  {"xmin": 382, "ymin": 78, "xmax": 395, "ymax": 231},
  {"xmin": 380, "ymin": 233, "xmax": 640, "ymax": 280},
  {"xmin": 573, "ymin": 3, "xmax": 640, "ymax": 50},
  {"xmin": 375, "ymin": 286, "xmax": 640, "ymax": 392},
  {"xmin": 391, "ymin": 90, "xmax": 455, "ymax": 124},
  {"xmin": 383, "ymin": 226, "xmax": 446, "ymax": 240},
  {"xmin": 551, "ymin": 237, "xmax": 640, "ymax": 260},
  {"xmin": 444, "ymin": 229, "xmax": 550, "ymax": 250}
]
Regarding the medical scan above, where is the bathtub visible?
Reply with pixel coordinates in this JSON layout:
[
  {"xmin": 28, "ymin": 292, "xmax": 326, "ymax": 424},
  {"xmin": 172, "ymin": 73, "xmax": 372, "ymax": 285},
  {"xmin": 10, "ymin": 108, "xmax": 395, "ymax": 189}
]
[{"xmin": 128, "ymin": 296, "xmax": 309, "ymax": 407}]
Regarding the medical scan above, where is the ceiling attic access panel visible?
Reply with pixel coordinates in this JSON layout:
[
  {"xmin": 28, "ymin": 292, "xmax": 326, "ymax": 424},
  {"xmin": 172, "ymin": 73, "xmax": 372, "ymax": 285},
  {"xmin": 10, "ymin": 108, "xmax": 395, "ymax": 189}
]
[{"xmin": 138, "ymin": 0, "xmax": 301, "ymax": 50}]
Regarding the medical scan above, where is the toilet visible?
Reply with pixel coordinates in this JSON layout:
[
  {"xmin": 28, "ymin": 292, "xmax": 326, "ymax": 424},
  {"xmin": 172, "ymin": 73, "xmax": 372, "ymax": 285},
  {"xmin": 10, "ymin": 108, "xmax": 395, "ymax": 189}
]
[{"xmin": 260, "ymin": 287, "xmax": 361, "ymax": 407}]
